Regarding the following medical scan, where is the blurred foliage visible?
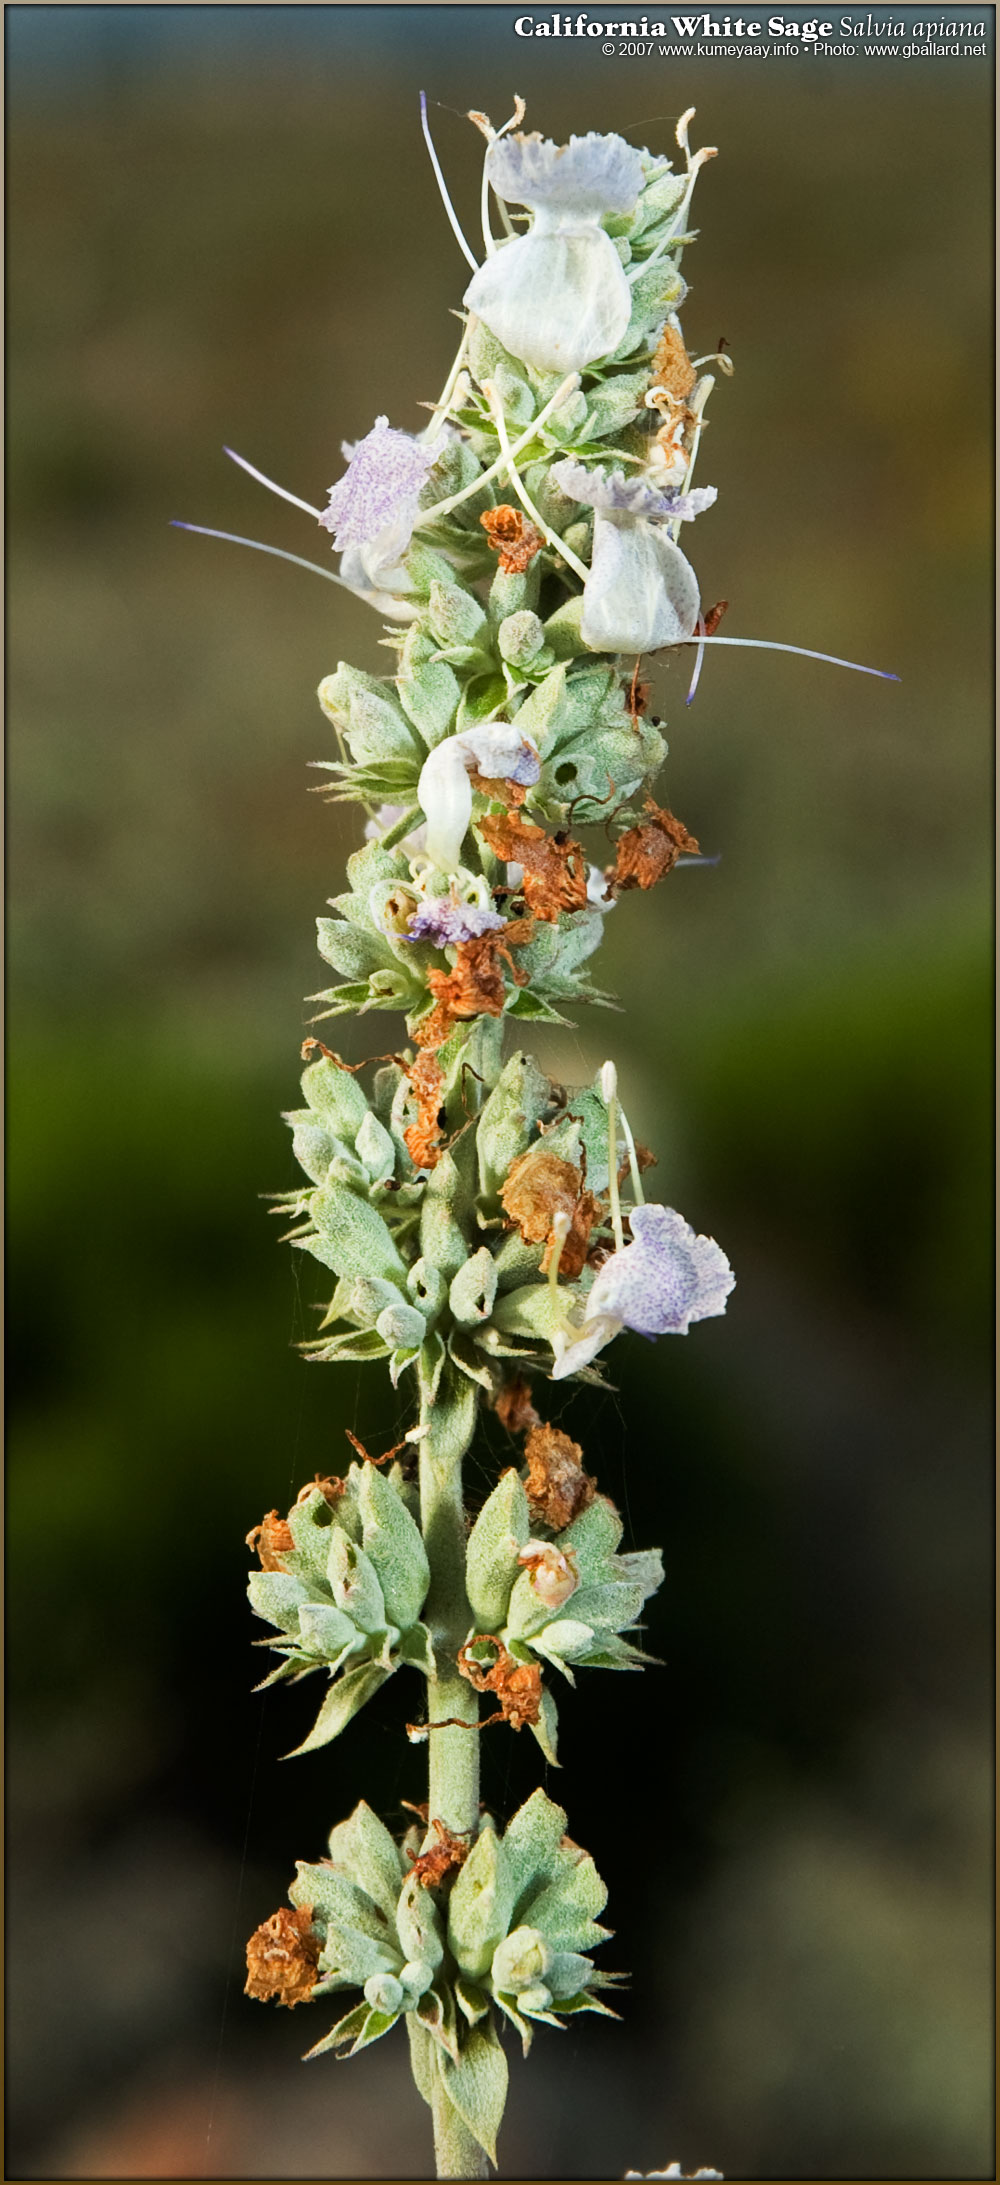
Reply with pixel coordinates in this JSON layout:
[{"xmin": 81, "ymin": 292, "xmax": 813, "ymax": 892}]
[{"xmin": 6, "ymin": 11, "xmax": 992, "ymax": 2178}]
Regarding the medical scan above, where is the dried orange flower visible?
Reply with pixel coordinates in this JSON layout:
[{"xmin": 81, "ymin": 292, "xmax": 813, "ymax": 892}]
[
  {"xmin": 494, "ymin": 1376, "xmax": 542, "ymax": 1435},
  {"xmin": 651, "ymin": 323, "xmax": 698, "ymax": 402},
  {"xmin": 523, "ymin": 1421, "xmax": 597, "ymax": 1530},
  {"xmin": 458, "ymin": 1635, "xmax": 543, "ymax": 1730},
  {"xmin": 403, "ymin": 1045, "xmax": 446, "ymax": 1172},
  {"xmin": 407, "ymin": 1817, "xmax": 472, "ymax": 1890},
  {"xmin": 501, "ymin": 1147, "xmax": 601, "ymax": 1280},
  {"xmin": 245, "ymin": 1509, "xmax": 294, "ymax": 1570},
  {"xmin": 610, "ymin": 800, "xmax": 700, "ymax": 894},
  {"xmin": 426, "ymin": 920, "xmax": 532, "ymax": 1023},
  {"xmin": 479, "ymin": 811, "xmax": 588, "ymax": 924},
  {"xmin": 245, "ymin": 1905, "xmax": 319, "ymax": 2008},
  {"xmin": 480, "ymin": 504, "xmax": 545, "ymax": 574},
  {"xmin": 294, "ymin": 1473, "xmax": 347, "ymax": 1509}
]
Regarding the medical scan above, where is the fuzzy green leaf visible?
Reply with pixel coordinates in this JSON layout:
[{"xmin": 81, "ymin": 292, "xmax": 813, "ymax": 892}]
[
  {"xmin": 286, "ymin": 1661, "xmax": 392, "ymax": 1756},
  {"xmin": 436, "ymin": 2018, "xmax": 509, "ymax": 2165},
  {"xmin": 324, "ymin": 1801, "xmax": 407, "ymax": 1924},
  {"xmin": 447, "ymin": 1826, "xmax": 517, "ymax": 1982},
  {"xmin": 358, "ymin": 1463, "xmax": 430, "ymax": 1633},
  {"xmin": 466, "ymin": 1470, "xmax": 531, "ymax": 1630}
]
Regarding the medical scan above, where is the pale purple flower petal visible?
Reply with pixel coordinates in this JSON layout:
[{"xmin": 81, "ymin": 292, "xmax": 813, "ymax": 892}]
[
  {"xmin": 319, "ymin": 416, "xmax": 436, "ymax": 552},
  {"xmin": 405, "ymin": 897, "xmax": 505, "ymax": 946},
  {"xmin": 588, "ymin": 1205, "xmax": 734, "ymax": 1336},
  {"xmin": 487, "ymin": 131, "xmax": 645, "ymax": 218},
  {"xmin": 553, "ymin": 458, "xmax": 717, "ymax": 524}
]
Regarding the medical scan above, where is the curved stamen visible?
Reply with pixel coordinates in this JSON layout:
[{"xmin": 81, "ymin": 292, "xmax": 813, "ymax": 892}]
[
  {"xmin": 686, "ymin": 614, "xmax": 707, "ymax": 705},
  {"xmin": 171, "ymin": 521, "xmax": 351, "ymax": 589},
  {"xmin": 420, "ymin": 91, "xmax": 479, "ymax": 274},
  {"xmin": 223, "ymin": 446, "xmax": 324, "ymax": 520},
  {"xmin": 679, "ymin": 634, "xmax": 900, "ymax": 682}
]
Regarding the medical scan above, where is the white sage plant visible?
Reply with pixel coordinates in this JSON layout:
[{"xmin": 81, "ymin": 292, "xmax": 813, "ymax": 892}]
[{"xmin": 180, "ymin": 95, "xmax": 895, "ymax": 2181}]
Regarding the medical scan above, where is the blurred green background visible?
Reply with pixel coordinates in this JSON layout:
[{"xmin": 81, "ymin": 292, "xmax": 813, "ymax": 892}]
[{"xmin": 7, "ymin": 7, "xmax": 993, "ymax": 2179}]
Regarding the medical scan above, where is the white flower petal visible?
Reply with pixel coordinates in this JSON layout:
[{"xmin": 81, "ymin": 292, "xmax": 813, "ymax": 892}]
[
  {"xmin": 550, "ymin": 1311, "xmax": 622, "ymax": 1381},
  {"xmin": 465, "ymin": 228, "xmax": 632, "ymax": 376},
  {"xmin": 580, "ymin": 513, "xmax": 701, "ymax": 653},
  {"xmin": 486, "ymin": 131, "xmax": 645, "ymax": 217},
  {"xmin": 588, "ymin": 1205, "xmax": 734, "ymax": 1336},
  {"xmin": 417, "ymin": 741, "xmax": 474, "ymax": 875}
]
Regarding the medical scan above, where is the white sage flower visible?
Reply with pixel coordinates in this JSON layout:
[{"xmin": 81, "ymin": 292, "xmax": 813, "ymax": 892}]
[
  {"xmin": 553, "ymin": 459, "xmax": 717, "ymax": 654},
  {"xmin": 417, "ymin": 724, "xmax": 541, "ymax": 874},
  {"xmin": 465, "ymin": 131, "xmax": 645, "ymax": 374},
  {"xmin": 551, "ymin": 1204, "xmax": 734, "ymax": 1381},
  {"xmin": 319, "ymin": 415, "xmax": 436, "ymax": 588}
]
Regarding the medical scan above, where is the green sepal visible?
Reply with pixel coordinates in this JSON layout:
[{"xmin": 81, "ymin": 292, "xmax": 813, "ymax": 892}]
[
  {"xmin": 490, "ymin": 1234, "xmax": 545, "ymax": 1292},
  {"xmin": 505, "ymin": 989, "xmax": 573, "ymax": 1027},
  {"xmin": 285, "ymin": 1661, "xmax": 392, "ymax": 1756},
  {"xmin": 327, "ymin": 1530, "xmax": 388, "ymax": 1634},
  {"xmin": 358, "ymin": 1461, "xmax": 430, "ymax": 1632},
  {"xmin": 522, "ymin": 1850, "xmax": 608, "ymax": 1948},
  {"xmin": 252, "ymin": 1652, "xmax": 317, "ymax": 1692},
  {"xmin": 556, "ymin": 1494, "xmax": 624, "ymax": 1574},
  {"xmin": 397, "ymin": 1621, "xmax": 436, "ymax": 1675},
  {"xmin": 447, "ymin": 1825, "xmax": 517, "ymax": 1981},
  {"xmin": 419, "ymin": 1142, "xmax": 475, "ymax": 1282},
  {"xmin": 466, "ymin": 1469, "xmax": 530, "ymax": 1630},
  {"xmin": 502, "ymin": 1788, "xmax": 571, "ymax": 1920},
  {"xmin": 528, "ymin": 1683, "xmax": 560, "ymax": 1766},
  {"xmin": 458, "ymin": 672, "xmax": 508, "ymax": 731},
  {"xmin": 395, "ymin": 1871, "xmax": 446, "ymax": 1976},
  {"xmin": 303, "ymin": 1327, "xmax": 393, "ymax": 1366},
  {"xmin": 435, "ymin": 2017, "xmax": 509, "ymax": 2166},
  {"xmin": 296, "ymin": 1602, "xmax": 364, "ymax": 1667},
  {"xmin": 308, "ymin": 1182, "xmax": 408, "ymax": 1285},
  {"xmin": 417, "ymin": 1977, "xmax": 461, "ymax": 2064},
  {"xmin": 406, "ymin": 2015, "xmax": 438, "ymax": 2109},
  {"xmin": 396, "ymin": 622, "xmax": 461, "ymax": 746},
  {"xmin": 303, "ymin": 1999, "xmax": 371, "ymax": 2059},
  {"xmin": 455, "ymin": 1975, "xmax": 490, "ymax": 2027},
  {"xmin": 301, "ymin": 1056, "xmax": 370, "ymax": 1139},
  {"xmin": 474, "ymin": 1050, "xmax": 551, "ymax": 1205},
  {"xmin": 447, "ymin": 1329, "xmax": 498, "ymax": 1391},
  {"xmin": 449, "ymin": 1245, "xmax": 499, "ymax": 1328},
  {"xmin": 247, "ymin": 1570, "xmax": 310, "ymax": 1633},
  {"xmin": 318, "ymin": 663, "xmax": 425, "ymax": 765},
  {"xmin": 324, "ymin": 1800, "xmax": 407, "ymax": 1925}
]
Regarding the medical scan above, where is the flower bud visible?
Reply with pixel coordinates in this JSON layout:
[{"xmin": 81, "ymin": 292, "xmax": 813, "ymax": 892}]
[
  {"xmin": 491, "ymin": 1924, "xmax": 551, "ymax": 1995},
  {"xmin": 363, "ymin": 1971, "xmax": 404, "ymax": 2014}
]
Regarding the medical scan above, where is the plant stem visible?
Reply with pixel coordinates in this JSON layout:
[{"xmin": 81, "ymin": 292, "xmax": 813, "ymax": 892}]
[{"xmin": 417, "ymin": 1351, "xmax": 488, "ymax": 2177}]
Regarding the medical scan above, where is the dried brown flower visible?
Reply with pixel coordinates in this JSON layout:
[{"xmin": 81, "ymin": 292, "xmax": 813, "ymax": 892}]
[
  {"xmin": 702, "ymin": 599, "xmax": 729, "ymax": 637},
  {"xmin": 501, "ymin": 1147, "xmax": 601, "ymax": 1280},
  {"xmin": 458, "ymin": 1636, "xmax": 543, "ymax": 1731},
  {"xmin": 403, "ymin": 1045, "xmax": 446, "ymax": 1172},
  {"xmin": 610, "ymin": 800, "xmax": 700, "ymax": 893},
  {"xmin": 651, "ymin": 323, "xmax": 698, "ymax": 401},
  {"xmin": 480, "ymin": 504, "xmax": 545, "ymax": 574},
  {"xmin": 407, "ymin": 1817, "xmax": 472, "ymax": 1890},
  {"xmin": 294, "ymin": 1473, "xmax": 347, "ymax": 1509},
  {"xmin": 245, "ymin": 1906, "xmax": 319, "ymax": 2008},
  {"xmin": 494, "ymin": 1377, "xmax": 541, "ymax": 1435},
  {"xmin": 523, "ymin": 1422, "xmax": 597, "ymax": 1530},
  {"xmin": 479, "ymin": 811, "xmax": 588, "ymax": 924},
  {"xmin": 426, "ymin": 919, "xmax": 533, "ymax": 1023},
  {"xmin": 245, "ymin": 1510, "xmax": 294, "ymax": 1571}
]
